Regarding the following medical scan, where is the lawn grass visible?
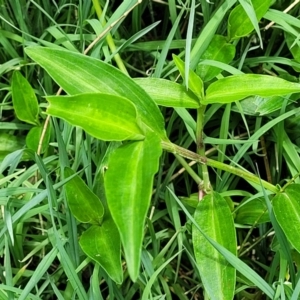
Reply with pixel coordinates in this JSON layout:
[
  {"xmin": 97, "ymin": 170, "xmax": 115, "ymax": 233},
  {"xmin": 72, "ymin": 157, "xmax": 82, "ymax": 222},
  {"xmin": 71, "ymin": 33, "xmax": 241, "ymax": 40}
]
[{"xmin": 1, "ymin": 0, "xmax": 300, "ymax": 299}]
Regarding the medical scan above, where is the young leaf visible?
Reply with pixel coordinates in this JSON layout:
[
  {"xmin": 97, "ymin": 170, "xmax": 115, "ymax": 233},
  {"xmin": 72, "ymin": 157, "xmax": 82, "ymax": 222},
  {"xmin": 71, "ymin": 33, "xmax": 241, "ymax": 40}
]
[
  {"xmin": 134, "ymin": 78, "xmax": 200, "ymax": 108},
  {"xmin": 26, "ymin": 124, "xmax": 51, "ymax": 153},
  {"xmin": 25, "ymin": 47, "xmax": 167, "ymax": 141},
  {"xmin": 11, "ymin": 71, "xmax": 39, "ymax": 126},
  {"xmin": 192, "ymin": 192, "xmax": 236, "ymax": 300},
  {"xmin": 46, "ymin": 93, "xmax": 144, "ymax": 141},
  {"xmin": 173, "ymin": 54, "xmax": 204, "ymax": 100},
  {"xmin": 64, "ymin": 167, "xmax": 104, "ymax": 225},
  {"xmin": 203, "ymin": 74, "xmax": 300, "ymax": 104},
  {"xmin": 228, "ymin": 0, "xmax": 272, "ymax": 40},
  {"xmin": 196, "ymin": 35, "xmax": 236, "ymax": 82},
  {"xmin": 80, "ymin": 220, "xmax": 123, "ymax": 284},
  {"xmin": 273, "ymin": 184, "xmax": 300, "ymax": 253},
  {"xmin": 104, "ymin": 131, "xmax": 162, "ymax": 281}
]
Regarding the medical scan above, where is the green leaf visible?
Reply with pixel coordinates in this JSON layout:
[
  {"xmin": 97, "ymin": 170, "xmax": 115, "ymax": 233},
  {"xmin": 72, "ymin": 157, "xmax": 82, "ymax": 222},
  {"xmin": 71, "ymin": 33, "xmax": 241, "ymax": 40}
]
[
  {"xmin": 80, "ymin": 220, "xmax": 123, "ymax": 284},
  {"xmin": 190, "ymin": 0, "xmax": 237, "ymax": 69},
  {"xmin": 0, "ymin": 133, "xmax": 24, "ymax": 160},
  {"xmin": 285, "ymin": 32, "xmax": 300, "ymax": 62},
  {"xmin": 64, "ymin": 167, "xmax": 104, "ymax": 225},
  {"xmin": 180, "ymin": 193, "xmax": 199, "ymax": 209},
  {"xmin": 46, "ymin": 93, "xmax": 144, "ymax": 141},
  {"xmin": 228, "ymin": 0, "xmax": 272, "ymax": 40},
  {"xmin": 25, "ymin": 47, "xmax": 167, "ymax": 140},
  {"xmin": 26, "ymin": 125, "xmax": 51, "ymax": 153},
  {"xmin": 231, "ymin": 95, "xmax": 294, "ymax": 116},
  {"xmin": 173, "ymin": 189, "xmax": 275, "ymax": 299},
  {"xmin": 196, "ymin": 35, "xmax": 236, "ymax": 82},
  {"xmin": 11, "ymin": 71, "xmax": 39, "ymax": 126},
  {"xmin": 192, "ymin": 192, "xmax": 236, "ymax": 300},
  {"xmin": 172, "ymin": 54, "xmax": 204, "ymax": 100},
  {"xmin": 285, "ymin": 32, "xmax": 300, "ymax": 72},
  {"xmin": 104, "ymin": 131, "xmax": 162, "ymax": 281},
  {"xmin": 134, "ymin": 78, "xmax": 200, "ymax": 108},
  {"xmin": 204, "ymin": 74, "xmax": 300, "ymax": 104},
  {"xmin": 235, "ymin": 198, "xmax": 270, "ymax": 225},
  {"xmin": 273, "ymin": 184, "xmax": 300, "ymax": 253}
]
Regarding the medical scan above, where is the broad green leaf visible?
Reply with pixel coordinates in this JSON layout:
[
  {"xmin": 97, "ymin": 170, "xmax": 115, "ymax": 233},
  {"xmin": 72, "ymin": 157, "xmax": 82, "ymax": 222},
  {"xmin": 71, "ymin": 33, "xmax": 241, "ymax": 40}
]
[
  {"xmin": 174, "ymin": 189, "xmax": 275, "ymax": 299},
  {"xmin": 203, "ymin": 74, "xmax": 300, "ymax": 104},
  {"xmin": 80, "ymin": 220, "xmax": 123, "ymax": 284},
  {"xmin": 231, "ymin": 95, "xmax": 295, "ymax": 116},
  {"xmin": 196, "ymin": 35, "xmax": 236, "ymax": 82},
  {"xmin": 104, "ymin": 131, "xmax": 162, "ymax": 281},
  {"xmin": 46, "ymin": 93, "xmax": 144, "ymax": 141},
  {"xmin": 172, "ymin": 54, "xmax": 204, "ymax": 100},
  {"xmin": 11, "ymin": 71, "xmax": 39, "ymax": 126},
  {"xmin": 0, "ymin": 133, "xmax": 24, "ymax": 160},
  {"xmin": 134, "ymin": 78, "xmax": 200, "ymax": 108},
  {"xmin": 192, "ymin": 192, "xmax": 236, "ymax": 300},
  {"xmin": 273, "ymin": 184, "xmax": 300, "ymax": 253},
  {"xmin": 235, "ymin": 198, "xmax": 270, "ymax": 225},
  {"xmin": 25, "ymin": 47, "xmax": 167, "ymax": 140},
  {"xmin": 26, "ymin": 125, "xmax": 51, "ymax": 153},
  {"xmin": 64, "ymin": 167, "xmax": 104, "ymax": 225},
  {"xmin": 228, "ymin": 0, "xmax": 272, "ymax": 40}
]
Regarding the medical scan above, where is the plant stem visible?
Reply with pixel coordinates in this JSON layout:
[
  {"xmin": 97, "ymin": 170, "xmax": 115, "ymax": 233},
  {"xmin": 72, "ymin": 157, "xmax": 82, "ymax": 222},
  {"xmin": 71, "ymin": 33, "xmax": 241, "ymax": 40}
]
[
  {"xmin": 174, "ymin": 154, "xmax": 202, "ymax": 185},
  {"xmin": 196, "ymin": 105, "xmax": 210, "ymax": 192},
  {"xmin": 161, "ymin": 141, "xmax": 279, "ymax": 194},
  {"xmin": 92, "ymin": 0, "xmax": 129, "ymax": 75}
]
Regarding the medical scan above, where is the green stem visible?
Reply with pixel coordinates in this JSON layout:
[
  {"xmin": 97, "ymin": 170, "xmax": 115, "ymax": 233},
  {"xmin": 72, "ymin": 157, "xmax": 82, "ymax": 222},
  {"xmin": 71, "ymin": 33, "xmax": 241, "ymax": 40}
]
[
  {"xmin": 92, "ymin": 0, "xmax": 129, "ymax": 75},
  {"xmin": 174, "ymin": 154, "xmax": 202, "ymax": 185},
  {"xmin": 196, "ymin": 105, "xmax": 210, "ymax": 192},
  {"xmin": 161, "ymin": 141, "xmax": 278, "ymax": 194}
]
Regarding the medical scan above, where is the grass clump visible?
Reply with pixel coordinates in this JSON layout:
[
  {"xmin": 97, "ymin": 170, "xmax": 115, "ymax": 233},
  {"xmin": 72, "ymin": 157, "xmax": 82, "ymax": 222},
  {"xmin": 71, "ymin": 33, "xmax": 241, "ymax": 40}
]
[{"xmin": 1, "ymin": 1, "xmax": 300, "ymax": 299}]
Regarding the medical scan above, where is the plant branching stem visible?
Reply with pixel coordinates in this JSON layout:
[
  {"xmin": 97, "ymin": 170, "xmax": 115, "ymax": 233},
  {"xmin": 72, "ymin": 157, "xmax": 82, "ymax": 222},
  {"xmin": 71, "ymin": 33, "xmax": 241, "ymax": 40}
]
[
  {"xmin": 174, "ymin": 154, "xmax": 202, "ymax": 185},
  {"xmin": 196, "ymin": 105, "xmax": 210, "ymax": 193},
  {"xmin": 161, "ymin": 141, "xmax": 279, "ymax": 194}
]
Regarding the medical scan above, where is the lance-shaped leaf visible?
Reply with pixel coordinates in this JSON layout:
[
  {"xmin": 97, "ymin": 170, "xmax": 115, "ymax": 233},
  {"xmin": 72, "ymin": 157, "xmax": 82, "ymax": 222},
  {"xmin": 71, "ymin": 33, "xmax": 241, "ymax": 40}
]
[
  {"xmin": 203, "ymin": 74, "xmax": 300, "ymax": 104},
  {"xmin": 25, "ymin": 47, "xmax": 167, "ymax": 140},
  {"xmin": 80, "ymin": 219, "xmax": 123, "ymax": 284},
  {"xmin": 11, "ymin": 71, "xmax": 39, "ymax": 126},
  {"xmin": 228, "ymin": 0, "xmax": 272, "ymax": 40},
  {"xmin": 64, "ymin": 167, "xmax": 104, "ymax": 225},
  {"xmin": 192, "ymin": 192, "xmax": 236, "ymax": 300},
  {"xmin": 134, "ymin": 78, "xmax": 200, "ymax": 108},
  {"xmin": 104, "ymin": 131, "xmax": 162, "ymax": 281},
  {"xmin": 196, "ymin": 35, "xmax": 236, "ymax": 82},
  {"xmin": 46, "ymin": 93, "xmax": 144, "ymax": 141},
  {"xmin": 173, "ymin": 54, "xmax": 204, "ymax": 100},
  {"xmin": 273, "ymin": 184, "xmax": 300, "ymax": 253}
]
